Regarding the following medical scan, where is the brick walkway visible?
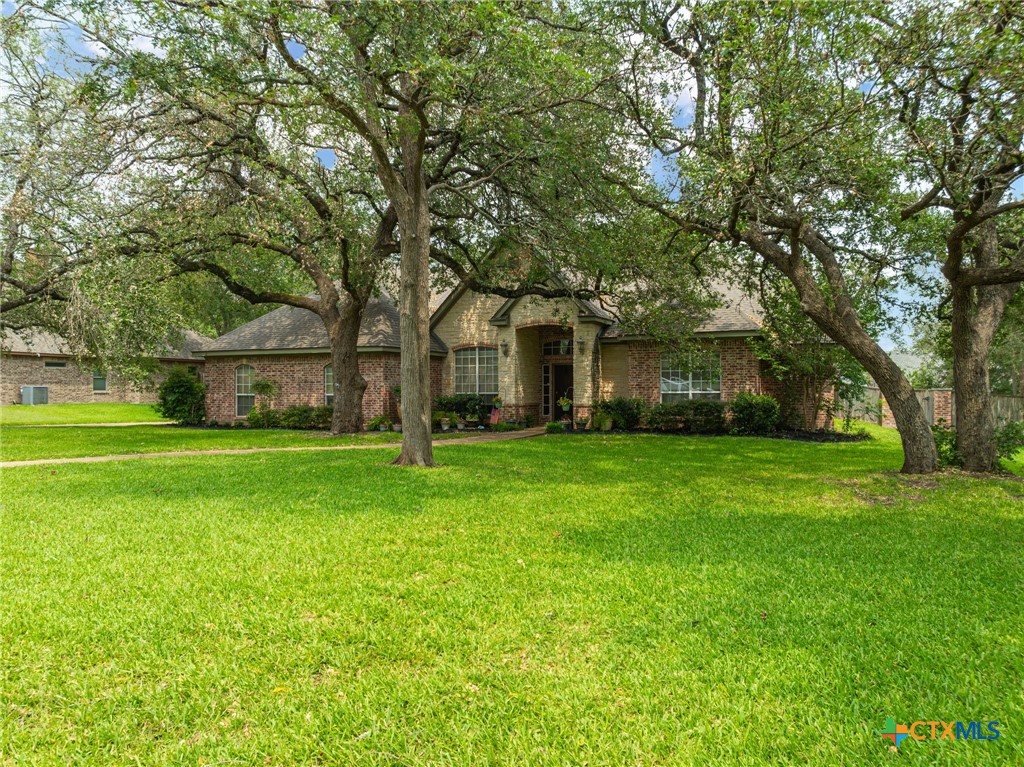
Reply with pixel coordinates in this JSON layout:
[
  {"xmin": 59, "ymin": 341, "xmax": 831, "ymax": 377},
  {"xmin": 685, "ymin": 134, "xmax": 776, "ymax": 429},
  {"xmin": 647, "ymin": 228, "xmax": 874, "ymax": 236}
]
[{"xmin": 0, "ymin": 427, "xmax": 546, "ymax": 468}]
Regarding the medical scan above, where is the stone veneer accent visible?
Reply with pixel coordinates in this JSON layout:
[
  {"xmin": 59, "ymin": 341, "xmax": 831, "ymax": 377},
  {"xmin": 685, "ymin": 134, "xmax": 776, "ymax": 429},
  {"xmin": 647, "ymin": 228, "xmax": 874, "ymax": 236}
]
[
  {"xmin": 1, "ymin": 355, "xmax": 197, "ymax": 405},
  {"xmin": 201, "ymin": 352, "xmax": 442, "ymax": 424}
]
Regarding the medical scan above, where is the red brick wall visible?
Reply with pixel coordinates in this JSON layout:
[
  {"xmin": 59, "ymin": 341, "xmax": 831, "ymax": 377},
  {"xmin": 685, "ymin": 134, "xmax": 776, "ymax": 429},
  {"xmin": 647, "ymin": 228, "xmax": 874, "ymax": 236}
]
[
  {"xmin": 202, "ymin": 352, "xmax": 442, "ymax": 425},
  {"xmin": 627, "ymin": 341, "xmax": 661, "ymax": 403},
  {"xmin": 626, "ymin": 337, "xmax": 772, "ymax": 406},
  {"xmin": 933, "ymin": 389, "xmax": 953, "ymax": 425}
]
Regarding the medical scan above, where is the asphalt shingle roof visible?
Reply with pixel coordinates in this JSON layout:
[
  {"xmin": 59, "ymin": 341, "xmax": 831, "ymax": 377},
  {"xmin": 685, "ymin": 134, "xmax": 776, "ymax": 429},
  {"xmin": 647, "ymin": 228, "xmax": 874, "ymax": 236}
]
[
  {"xmin": 1, "ymin": 328, "xmax": 209, "ymax": 359},
  {"xmin": 200, "ymin": 298, "xmax": 447, "ymax": 355},
  {"xmin": 602, "ymin": 283, "xmax": 763, "ymax": 338}
]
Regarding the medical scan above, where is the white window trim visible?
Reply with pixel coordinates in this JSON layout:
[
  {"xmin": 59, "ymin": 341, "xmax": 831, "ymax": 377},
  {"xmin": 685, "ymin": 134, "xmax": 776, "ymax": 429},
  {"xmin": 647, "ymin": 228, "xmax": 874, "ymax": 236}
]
[
  {"xmin": 454, "ymin": 347, "xmax": 499, "ymax": 396},
  {"xmin": 324, "ymin": 364, "xmax": 334, "ymax": 406},
  {"xmin": 235, "ymin": 364, "xmax": 256, "ymax": 417},
  {"xmin": 660, "ymin": 353, "xmax": 722, "ymax": 402}
]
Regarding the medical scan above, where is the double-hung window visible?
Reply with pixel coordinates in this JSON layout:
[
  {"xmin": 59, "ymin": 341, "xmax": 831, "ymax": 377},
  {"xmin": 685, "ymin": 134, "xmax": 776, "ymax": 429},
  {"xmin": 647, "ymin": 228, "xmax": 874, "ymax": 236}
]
[
  {"xmin": 660, "ymin": 353, "xmax": 722, "ymax": 401},
  {"xmin": 454, "ymin": 347, "xmax": 498, "ymax": 396},
  {"xmin": 236, "ymin": 365, "xmax": 256, "ymax": 416},
  {"xmin": 324, "ymin": 364, "xmax": 334, "ymax": 406}
]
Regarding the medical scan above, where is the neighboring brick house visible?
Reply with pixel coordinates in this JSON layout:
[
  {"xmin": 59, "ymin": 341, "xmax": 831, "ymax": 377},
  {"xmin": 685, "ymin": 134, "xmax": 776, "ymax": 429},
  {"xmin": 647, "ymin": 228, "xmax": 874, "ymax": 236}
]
[
  {"xmin": 199, "ymin": 284, "xmax": 819, "ymax": 427},
  {"xmin": 0, "ymin": 329, "xmax": 208, "ymax": 405}
]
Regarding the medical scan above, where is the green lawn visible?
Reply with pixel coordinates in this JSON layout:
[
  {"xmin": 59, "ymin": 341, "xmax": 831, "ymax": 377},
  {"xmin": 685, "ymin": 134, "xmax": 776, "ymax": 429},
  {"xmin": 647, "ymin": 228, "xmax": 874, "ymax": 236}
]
[
  {"xmin": 0, "ymin": 403, "xmax": 168, "ymax": 425},
  {"xmin": 0, "ymin": 424, "xmax": 422, "ymax": 462},
  {"xmin": 2, "ymin": 428, "xmax": 1022, "ymax": 765}
]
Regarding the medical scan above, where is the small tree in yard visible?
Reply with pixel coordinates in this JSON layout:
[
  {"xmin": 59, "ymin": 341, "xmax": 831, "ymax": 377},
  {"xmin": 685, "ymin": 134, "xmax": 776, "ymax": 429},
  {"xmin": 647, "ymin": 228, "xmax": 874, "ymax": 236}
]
[
  {"xmin": 156, "ymin": 367, "xmax": 205, "ymax": 425},
  {"xmin": 749, "ymin": 279, "xmax": 869, "ymax": 430}
]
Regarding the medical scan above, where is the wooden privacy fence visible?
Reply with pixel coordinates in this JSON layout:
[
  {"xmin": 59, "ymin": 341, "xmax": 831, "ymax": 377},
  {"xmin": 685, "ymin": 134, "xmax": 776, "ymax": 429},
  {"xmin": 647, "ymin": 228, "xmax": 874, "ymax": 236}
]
[
  {"xmin": 992, "ymin": 395, "xmax": 1024, "ymax": 425},
  {"xmin": 849, "ymin": 388, "xmax": 1023, "ymax": 427}
]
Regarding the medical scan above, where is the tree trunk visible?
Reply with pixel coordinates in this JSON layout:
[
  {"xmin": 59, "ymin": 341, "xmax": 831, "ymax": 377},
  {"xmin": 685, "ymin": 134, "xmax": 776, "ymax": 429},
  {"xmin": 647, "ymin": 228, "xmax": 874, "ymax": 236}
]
[
  {"xmin": 949, "ymin": 280, "xmax": 1016, "ymax": 472},
  {"xmin": 866, "ymin": 347, "xmax": 938, "ymax": 474},
  {"xmin": 742, "ymin": 224, "xmax": 938, "ymax": 473},
  {"xmin": 392, "ymin": 198, "xmax": 435, "ymax": 467},
  {"xmin": 325, "ymin": 301, "xmax": 367, "ymax": 435}
]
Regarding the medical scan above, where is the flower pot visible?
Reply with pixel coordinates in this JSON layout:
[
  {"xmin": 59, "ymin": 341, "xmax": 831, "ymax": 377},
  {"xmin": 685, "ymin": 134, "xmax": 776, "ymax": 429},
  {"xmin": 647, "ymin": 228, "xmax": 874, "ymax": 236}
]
[{"xmin": 392, "ymin": 423, "xmax": 402, "ymax": 432}]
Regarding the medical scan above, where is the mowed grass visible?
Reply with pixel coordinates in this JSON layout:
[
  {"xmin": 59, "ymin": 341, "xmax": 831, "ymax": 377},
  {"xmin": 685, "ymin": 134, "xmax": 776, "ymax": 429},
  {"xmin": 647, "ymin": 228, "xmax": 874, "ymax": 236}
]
[
  {"xmin": 2, "ymin": 428, "xmax": 1023, "ymax": 766},
  {"xmin": 0, "ymin": 424, "xmax": 423, "ymax": 462},
  {"xmin": 0, "ymin": 403, "xmax": 168, "ymax": 425}
]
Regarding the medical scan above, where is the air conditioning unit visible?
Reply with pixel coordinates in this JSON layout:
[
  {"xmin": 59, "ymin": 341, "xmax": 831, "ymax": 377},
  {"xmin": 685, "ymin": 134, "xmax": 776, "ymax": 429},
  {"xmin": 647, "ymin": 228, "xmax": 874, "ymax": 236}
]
[{"xmin": 20, "ymin": 386, "xmax": 49, "ymax": 405}]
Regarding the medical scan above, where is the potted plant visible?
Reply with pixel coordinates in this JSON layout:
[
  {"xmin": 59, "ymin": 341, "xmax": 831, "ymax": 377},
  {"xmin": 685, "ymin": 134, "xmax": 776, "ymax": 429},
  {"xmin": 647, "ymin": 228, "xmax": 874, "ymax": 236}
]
[
  {"xmin": 367, "ymin": 415, "xmax": 391, "ymax": 432},
  {"xmin": 575, "ymin": 417, "xmax": 589, "ymax": 431},
  {"xmin": 492, "ymin": 396, "xmax": 503, "ymax": 410},
  {"xmin": 557, "ymin": 395, "xmax": 572, "ymax": 414},
  {"xmin": 392, "ymin": 422, "xmax": 402, "ymax": 432},
  {"xmin": 440, "ymin": 414, "xmax": 451, "ymax": 431}
]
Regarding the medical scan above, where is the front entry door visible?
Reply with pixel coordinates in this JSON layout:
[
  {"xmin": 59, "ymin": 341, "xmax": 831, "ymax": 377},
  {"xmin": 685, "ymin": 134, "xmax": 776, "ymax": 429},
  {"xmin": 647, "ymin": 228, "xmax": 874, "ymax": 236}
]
[{"xmin": 552, "ymin": 364, "xmax": 573, "ymax": 419}]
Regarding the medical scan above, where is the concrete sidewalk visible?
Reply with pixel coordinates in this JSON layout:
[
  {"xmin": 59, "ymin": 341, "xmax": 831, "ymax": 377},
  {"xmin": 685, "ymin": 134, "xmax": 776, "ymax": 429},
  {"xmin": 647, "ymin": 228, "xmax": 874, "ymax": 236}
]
[{"xmin": 5, "ymin": 421, "xmax": 173, "ymax": 428}]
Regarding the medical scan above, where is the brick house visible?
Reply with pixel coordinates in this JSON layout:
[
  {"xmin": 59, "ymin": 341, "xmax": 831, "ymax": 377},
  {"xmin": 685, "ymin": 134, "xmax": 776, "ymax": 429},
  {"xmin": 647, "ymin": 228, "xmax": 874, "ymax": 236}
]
[
  {"xmin": 0, "ymin": 329, "xmax": 208, "ymax": 405},
  {"xmin": 200, "ymin": 300, "xmax": 446, "ymax": 424},
  {"xmin": 199, "ymin": 284, "xmax": 810, "ymax": 426}
]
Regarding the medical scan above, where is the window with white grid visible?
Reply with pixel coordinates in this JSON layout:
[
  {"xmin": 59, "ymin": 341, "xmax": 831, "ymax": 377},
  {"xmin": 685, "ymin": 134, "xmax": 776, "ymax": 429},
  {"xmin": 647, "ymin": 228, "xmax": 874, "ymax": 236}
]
[
  {"xmin": 454, "ymin": 347, "xmax": 498, "ymax": 395},
  {"xmin": 236, "ymin": 364, "xmax": 256, "ymax": 416},
  {"xmin": 660, "ymin": 353, "xmax": 721, "ymax": 402},
  {"xmin": 324, "ymin": 364, "xmax": 334, "ymax": 406}
]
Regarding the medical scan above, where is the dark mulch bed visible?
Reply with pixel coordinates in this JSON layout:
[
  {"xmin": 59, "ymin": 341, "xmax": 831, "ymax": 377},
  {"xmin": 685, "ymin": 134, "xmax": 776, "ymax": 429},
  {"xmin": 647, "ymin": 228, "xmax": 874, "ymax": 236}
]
[
  {"xmin": 573, "ymin": 428, "xmax": 871, "ymax": 442},
  {"xmin": 772, "ymin": 429, "xmax": 870, "ymax": 443}
]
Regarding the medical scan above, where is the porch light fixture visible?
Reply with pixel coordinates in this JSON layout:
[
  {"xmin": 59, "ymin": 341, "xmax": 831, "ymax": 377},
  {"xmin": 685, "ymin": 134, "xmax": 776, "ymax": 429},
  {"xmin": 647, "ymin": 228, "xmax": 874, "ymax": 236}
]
[
  {"xmin": 576, "ymin": 337, "xmax": 586, "ymax": 353},
  {"xmin": 500, "ymin": 339, "xmax": 509, "ymax": 356}
]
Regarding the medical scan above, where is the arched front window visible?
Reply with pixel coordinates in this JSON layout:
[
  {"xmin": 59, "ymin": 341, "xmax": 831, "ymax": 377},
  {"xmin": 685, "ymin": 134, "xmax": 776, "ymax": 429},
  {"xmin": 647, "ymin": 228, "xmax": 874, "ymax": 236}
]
[
  {"xmin": 235, "ymin": 364, "xmax": 256, "ymax": 416},
  {"xmin": 324, "ymin": 364, "xmax": 334, "ymax": 406},
  {"xmin": 454, "ymin": 347, "xmax": 498, "ymax": 395}
]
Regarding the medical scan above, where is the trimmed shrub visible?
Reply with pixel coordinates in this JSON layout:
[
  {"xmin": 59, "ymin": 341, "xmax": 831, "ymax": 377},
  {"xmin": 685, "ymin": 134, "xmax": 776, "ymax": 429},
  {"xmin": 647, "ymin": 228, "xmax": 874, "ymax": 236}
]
[
  {"xmin": 729, "ymin": 392, "xmax": 781, "ymax": 436},
  {"xmin": 490, "ymin": 421, "xmax": 522, "ymax": 432},
  {"xmin": 367, "ymin": 414, "xmax": 392, "ymax": 431},
  {"xmin": 278, "ymin": 405, "xmax": 312, "ymax": 430},
  {"xmin": 247, "ymin": 406, "xmax": 282, "ymax": 429},
  {"xmin": 433, "ymin": 394, "xmax": 490, "ymax": 422},
  {"xmin": 311, "ymin": 405, "xmax": 333, "ymax": 430},
  {"xmin": 687, "ymin": 399, "xmax": 728, "ymax": 433},
  {"xmin": 594, "ymin": 397, "xmax": 649, "ymax": 430},
  {"xmin": 545, "ymin": 420, "xmax": 565, "ymax": 434},
  {"xmin": 156, "ymin": 366, "xmax": 206, "ymax": 425},
  {"xmin": 245, "ymin": 405, "xmax": 334, "ymax": 430},
  {"xmin": 648, "ymin": 399, "xmax": 727, "ymax": 434}
]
